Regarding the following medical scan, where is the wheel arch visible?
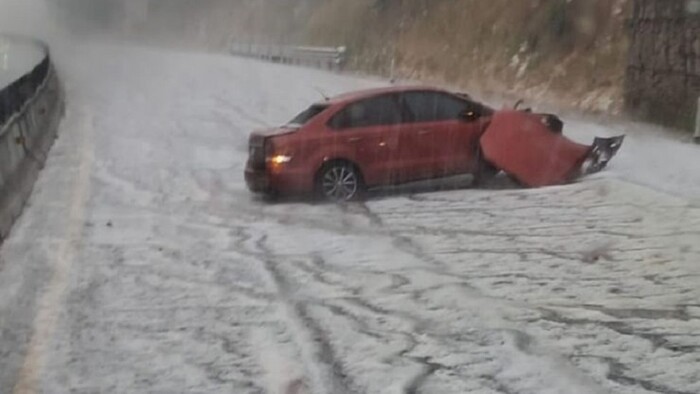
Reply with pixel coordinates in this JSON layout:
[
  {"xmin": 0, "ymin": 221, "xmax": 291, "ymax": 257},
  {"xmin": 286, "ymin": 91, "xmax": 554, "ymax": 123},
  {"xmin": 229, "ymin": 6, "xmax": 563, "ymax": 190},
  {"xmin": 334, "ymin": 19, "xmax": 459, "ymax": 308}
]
[{"xmin": 314, "ymin": 157, "xmax": 365, "ymax": 184}]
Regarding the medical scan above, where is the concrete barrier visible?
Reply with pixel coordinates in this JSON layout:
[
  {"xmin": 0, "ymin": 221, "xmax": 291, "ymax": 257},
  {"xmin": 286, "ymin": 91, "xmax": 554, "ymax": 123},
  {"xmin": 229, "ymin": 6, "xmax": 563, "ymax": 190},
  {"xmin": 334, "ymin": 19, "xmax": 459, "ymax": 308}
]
[
  {"xmin": 231, "ymin": 43, "xmax": 347, "ymax": 71},
  {"xmin": 0, "ymin": 36, "xmax": 64, "ymax": 242}
]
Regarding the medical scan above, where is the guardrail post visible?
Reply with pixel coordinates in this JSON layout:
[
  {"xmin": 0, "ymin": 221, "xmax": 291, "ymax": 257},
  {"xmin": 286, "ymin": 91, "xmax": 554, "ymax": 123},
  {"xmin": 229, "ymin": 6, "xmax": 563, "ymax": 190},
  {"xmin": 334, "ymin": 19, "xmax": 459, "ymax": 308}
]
[{"xmin": 694, "ymin": 96, "xmax": 700, "ymax": 144}]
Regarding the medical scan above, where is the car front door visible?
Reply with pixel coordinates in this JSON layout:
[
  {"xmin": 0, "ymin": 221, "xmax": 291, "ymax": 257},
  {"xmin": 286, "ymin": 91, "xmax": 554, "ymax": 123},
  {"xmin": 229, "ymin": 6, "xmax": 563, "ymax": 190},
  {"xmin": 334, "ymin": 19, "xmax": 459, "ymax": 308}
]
[
  {"xmin": 326, "ymin": 94, "xmax": 403, "ymax": 187},
  {"xmin": 398, "ymin": 91, "xmax": 486, "ymax": 180}
]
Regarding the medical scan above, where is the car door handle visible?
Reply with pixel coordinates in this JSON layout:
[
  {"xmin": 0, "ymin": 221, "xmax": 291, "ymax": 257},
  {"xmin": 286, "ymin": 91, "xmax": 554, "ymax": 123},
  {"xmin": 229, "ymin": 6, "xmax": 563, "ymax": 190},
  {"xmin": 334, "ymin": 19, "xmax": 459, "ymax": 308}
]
[
  {"xmin": 347, "ymin": 137, "xmax": 363, "ymax": 143},
  {"xmin": 418, "ymin": 129, "xmax": 432, "ymax": 135}
]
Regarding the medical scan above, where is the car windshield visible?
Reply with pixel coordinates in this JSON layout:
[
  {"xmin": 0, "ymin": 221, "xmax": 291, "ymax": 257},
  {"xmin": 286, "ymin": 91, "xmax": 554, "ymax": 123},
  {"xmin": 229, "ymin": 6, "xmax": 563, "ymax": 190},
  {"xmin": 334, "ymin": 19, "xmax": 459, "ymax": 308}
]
[
  {"xmin": 1, "ymin": 1, "xmax": 699, "ymax": 394},
  {"xmin": 287, "ymin": 103, "xmax": 328, "ymax": 126}
]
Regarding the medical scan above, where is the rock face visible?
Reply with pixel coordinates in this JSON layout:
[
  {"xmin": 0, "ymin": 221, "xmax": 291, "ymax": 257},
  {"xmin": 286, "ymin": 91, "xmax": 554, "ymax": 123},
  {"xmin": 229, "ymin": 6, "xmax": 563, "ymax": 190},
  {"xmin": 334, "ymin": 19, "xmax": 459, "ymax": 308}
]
[
  {"xmin": 125, "ymin": 0, "xmax": 632, "ymax": 114},
  {"xmin": 626, "ymin": 0, "xmax": 700, "ymax": 130}
]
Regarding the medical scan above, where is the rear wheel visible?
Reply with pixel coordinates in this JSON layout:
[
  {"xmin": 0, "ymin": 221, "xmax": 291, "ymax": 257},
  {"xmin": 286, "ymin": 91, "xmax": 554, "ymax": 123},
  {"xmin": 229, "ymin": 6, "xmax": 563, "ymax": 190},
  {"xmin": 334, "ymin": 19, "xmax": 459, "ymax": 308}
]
[{"xmin": 316, "ymin": 161, "xmax": 364, "ymax": 202}]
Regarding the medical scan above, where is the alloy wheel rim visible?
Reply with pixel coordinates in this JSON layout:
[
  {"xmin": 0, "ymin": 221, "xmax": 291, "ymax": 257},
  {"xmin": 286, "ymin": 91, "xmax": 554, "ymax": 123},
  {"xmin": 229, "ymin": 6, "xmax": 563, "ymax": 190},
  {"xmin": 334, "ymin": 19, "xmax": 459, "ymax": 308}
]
[{"xmin": 322, "ymin": 166, "xmax": 358, "ymax": 201}]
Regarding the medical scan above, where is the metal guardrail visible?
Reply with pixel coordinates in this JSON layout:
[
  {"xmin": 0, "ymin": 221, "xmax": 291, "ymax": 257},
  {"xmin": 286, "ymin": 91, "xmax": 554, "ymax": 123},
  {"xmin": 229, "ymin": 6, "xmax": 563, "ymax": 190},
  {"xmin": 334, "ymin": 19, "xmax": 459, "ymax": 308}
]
[{"xmin": 231, "ymin": 43, "xmax": 347, "ymax": 71}]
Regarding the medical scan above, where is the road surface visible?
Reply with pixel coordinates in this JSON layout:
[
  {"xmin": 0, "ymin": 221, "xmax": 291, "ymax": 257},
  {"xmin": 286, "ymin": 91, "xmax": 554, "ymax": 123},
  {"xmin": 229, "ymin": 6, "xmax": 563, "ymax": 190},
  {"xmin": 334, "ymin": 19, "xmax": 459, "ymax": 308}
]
[{"xmin": 1, "ymin": 43, "xmax": 699, "ymax": 394}]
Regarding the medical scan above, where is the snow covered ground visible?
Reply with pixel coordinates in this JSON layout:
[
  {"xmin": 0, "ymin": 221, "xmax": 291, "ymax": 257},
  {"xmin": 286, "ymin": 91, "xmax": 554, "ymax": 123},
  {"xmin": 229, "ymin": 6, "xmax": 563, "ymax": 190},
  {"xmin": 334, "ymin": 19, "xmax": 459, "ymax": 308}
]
[{"xmin": 1, "ymin": 43, "xmax": 699, "ymax": 394}]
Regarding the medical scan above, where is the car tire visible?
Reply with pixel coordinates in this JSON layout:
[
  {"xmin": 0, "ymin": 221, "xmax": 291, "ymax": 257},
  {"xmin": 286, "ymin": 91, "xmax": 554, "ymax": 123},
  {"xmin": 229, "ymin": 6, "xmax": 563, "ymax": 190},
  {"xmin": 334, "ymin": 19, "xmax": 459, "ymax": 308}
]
[
  {"xmin": 316, "ymin": 161, "xmax": 365, "ymax": 202},
  {"xmin": 472, "ymin": 149, "xmax": 499, "ymax": 187}
]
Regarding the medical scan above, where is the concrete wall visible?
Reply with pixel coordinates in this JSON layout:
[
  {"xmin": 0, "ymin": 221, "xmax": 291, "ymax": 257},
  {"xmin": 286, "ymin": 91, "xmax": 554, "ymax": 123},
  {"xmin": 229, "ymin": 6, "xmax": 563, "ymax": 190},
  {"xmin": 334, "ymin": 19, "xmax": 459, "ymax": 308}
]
[
  {"xmin": 0, "ymin": 39, "xmax": 64, "ymax": 242},
  {"xmin": 626, "ymin": 0, "xmax": 700, "ymax": 130}
]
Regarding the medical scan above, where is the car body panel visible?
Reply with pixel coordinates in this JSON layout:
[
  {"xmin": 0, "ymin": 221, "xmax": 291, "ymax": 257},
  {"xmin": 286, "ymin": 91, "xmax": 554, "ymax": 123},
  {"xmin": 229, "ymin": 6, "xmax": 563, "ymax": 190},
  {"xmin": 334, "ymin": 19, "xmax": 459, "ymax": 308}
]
[
  {"xmin": 396, "ymin": 119, "xmax": 484, "ymax": 181},
  {"xmin": 438, "ymin": 119, "xmax": 486, "ymax": 176},
  {"xmin": 396, "ymin": 122, "xmax": 441, "ymax": 181},
  {"xmin": 480, "ymin": 110, "xmax": 591, "ymax": 187},
  {"xmin": 326, "ymin": 124, "xmax": 402, "ymax": 186}
]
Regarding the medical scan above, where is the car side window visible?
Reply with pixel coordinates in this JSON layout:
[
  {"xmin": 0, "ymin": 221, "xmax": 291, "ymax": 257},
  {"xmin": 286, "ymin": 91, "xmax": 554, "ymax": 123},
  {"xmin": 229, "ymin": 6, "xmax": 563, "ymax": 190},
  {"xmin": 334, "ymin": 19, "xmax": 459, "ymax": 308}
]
[
  {"xmin": 401, "ymin": 91, "xmax": 478, "ymax": 123},
  {"xmin": 436, "ymin": 93, "xmax": 470, "ymax": 120},
  {"xmin": 329, "ymin": 94, "xmax": 402, "ymax": 130},
  {"xmin": 401, "ymin": 92, "xmax": 442, "ymax": 123}
]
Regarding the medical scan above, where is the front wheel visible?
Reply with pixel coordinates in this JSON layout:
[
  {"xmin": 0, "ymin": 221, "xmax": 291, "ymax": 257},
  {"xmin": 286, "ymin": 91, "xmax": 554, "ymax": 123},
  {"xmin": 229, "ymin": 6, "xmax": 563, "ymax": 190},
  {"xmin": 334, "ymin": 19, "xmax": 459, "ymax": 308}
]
[{"xmin": 316, "ymin": 162, "xmax": 364, "ymax": 202}]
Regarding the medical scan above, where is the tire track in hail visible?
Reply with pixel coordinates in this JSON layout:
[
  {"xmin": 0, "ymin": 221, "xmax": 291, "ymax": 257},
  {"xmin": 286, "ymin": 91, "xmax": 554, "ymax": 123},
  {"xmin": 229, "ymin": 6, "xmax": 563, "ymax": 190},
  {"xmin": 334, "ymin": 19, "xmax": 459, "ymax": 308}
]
[{"xmin": 255, "ymin": 234, "xmax": 356, "ymax": 394}]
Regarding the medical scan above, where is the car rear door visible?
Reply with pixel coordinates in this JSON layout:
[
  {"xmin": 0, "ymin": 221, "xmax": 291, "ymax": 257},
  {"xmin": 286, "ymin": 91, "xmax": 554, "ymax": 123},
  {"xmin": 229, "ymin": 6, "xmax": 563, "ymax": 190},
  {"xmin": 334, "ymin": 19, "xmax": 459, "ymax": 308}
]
[
  {"xmin": 326, "ymin": 94, "xmax": 403, "ymax": 186},
  {"xmin": 398, "ymin": 91, "xmax": 484, "ymax": 181}
]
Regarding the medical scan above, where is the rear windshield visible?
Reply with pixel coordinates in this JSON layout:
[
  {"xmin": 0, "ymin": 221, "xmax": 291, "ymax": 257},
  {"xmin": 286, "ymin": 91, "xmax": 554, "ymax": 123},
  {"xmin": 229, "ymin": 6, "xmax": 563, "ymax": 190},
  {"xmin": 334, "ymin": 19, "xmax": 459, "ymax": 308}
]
[{"xmin": 288, "ymin": 104, "xmax": 328, "ymax": 126}]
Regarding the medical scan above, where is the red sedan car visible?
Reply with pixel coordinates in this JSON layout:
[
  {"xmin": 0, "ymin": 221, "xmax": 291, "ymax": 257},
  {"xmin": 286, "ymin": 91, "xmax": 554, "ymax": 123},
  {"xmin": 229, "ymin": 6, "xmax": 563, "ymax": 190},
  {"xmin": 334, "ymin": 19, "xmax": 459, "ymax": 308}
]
[
  {"xmin": 244, "ymin": 85, "xmax": 622, "ymax": 201},
  {"xmin": 245, "ymin": 86, "xmax": 497, "ymax": 200}
]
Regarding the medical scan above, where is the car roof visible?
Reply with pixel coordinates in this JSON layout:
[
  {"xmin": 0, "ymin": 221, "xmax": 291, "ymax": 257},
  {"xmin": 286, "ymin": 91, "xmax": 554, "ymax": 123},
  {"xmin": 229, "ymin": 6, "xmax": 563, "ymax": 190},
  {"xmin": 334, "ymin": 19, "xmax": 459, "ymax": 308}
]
[{"xmin": 320, "ymin": 85, "xmax": 459, "ymax": 106}]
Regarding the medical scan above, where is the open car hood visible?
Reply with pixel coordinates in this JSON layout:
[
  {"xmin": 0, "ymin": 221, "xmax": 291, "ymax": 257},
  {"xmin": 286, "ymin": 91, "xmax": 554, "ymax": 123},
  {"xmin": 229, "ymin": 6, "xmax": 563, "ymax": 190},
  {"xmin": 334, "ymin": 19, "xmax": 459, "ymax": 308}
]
[{"xmin": 480, "ymin": 110, "xmax": 592, "ymax": 187}]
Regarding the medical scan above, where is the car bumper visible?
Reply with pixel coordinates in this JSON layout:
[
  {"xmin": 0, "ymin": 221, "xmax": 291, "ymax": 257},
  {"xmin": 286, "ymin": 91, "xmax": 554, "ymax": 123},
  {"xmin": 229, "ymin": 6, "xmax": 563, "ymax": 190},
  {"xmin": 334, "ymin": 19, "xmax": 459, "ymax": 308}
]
[
  {"xmin": 245, "ymin": 166, "xmax": 271, "ymax": 193},
  {"xmin": 244, "ymin": 164, "xmax": 314, "ymax": 195}
]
